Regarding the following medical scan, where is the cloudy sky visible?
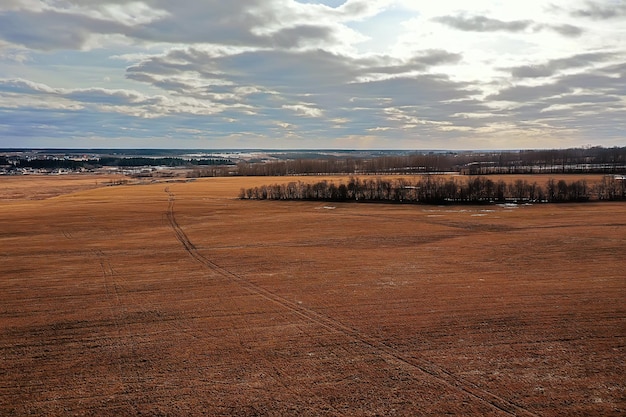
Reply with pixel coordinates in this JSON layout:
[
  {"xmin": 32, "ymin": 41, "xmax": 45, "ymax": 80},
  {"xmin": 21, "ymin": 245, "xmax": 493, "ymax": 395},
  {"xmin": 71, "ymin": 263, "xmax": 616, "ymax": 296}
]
[{"xmin": 0, "ymin": 0, "xmax": 625, "ymax": 149}]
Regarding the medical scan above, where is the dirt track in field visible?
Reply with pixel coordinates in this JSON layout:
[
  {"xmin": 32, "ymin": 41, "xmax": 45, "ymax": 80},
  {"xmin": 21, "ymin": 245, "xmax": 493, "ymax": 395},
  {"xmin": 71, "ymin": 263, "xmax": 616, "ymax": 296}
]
[{"xmin": 1, "ymin": 175, "xmax": 624, "ymax": 416}]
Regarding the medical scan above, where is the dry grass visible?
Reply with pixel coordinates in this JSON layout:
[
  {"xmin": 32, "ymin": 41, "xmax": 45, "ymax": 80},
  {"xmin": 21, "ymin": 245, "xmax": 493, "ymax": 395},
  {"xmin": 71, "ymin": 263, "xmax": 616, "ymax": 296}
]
[{"xmin": 1, "ymin": 174, "xmax": 624, "ymax": 416}]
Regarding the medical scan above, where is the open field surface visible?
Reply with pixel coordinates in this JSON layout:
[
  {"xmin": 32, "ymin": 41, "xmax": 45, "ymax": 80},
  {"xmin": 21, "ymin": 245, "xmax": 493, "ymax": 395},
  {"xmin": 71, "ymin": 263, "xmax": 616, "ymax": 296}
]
[
  {"xmin": 1, "ymin": 175, "xmax": 625, "ymax": 416},
  {"xmin": 0, "ymin": 174, "xmax": 127, "ymax": 200}
]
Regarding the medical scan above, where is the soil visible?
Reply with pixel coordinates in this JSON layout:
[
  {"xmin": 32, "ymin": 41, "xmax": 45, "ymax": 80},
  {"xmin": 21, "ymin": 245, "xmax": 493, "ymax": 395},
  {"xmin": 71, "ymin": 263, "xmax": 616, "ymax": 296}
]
[{"xmin": 1, "ymin": 175, "xmax": 624, "ymax": 416}]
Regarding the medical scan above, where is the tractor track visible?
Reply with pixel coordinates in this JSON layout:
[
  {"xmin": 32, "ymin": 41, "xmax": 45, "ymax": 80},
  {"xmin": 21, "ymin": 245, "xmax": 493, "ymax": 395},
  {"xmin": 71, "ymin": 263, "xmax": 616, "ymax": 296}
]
[
  {"xmin": 92, "ymin": 248, "xmax": 140, "ymax": 415},
  {"xmin": 165, "ymin": 187, "xmax": 540, "ymax": 417},
  {"xmin": 165, "ymin": 187, "xmax": 344, "ymax": 414}
]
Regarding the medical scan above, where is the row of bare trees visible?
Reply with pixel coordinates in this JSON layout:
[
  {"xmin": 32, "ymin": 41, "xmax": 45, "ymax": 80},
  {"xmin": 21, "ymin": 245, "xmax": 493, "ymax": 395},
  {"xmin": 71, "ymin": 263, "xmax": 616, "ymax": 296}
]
[
  {"xmin": 234, "ymin": 147, "xmax": 626, "ymax": 176},
  {"xmin": 239, "ymin": 175, "xmax": 626, "ymax": 204},
  {"xmin": 596, "ymin": 175, "xmax": 626, "ymax": 200}
]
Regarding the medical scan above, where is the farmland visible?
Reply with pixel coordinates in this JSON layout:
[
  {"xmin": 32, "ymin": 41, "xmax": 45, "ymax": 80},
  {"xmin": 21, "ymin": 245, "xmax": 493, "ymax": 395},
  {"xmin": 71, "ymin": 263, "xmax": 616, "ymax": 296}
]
[{"xmin": 1, "ymin": 174, "xmax": 625, "ymax": 416}]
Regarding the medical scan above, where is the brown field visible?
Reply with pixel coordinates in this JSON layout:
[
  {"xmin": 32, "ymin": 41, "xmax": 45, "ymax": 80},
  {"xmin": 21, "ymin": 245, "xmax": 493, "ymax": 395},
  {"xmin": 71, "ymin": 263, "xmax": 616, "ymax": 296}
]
[
  {"xmin": 1, "ymin": 174, "xmax": 625, "ymax": 416},
  {"xmin": 0, "ymin": 174, "xmax": 127, "ymax": 200}
]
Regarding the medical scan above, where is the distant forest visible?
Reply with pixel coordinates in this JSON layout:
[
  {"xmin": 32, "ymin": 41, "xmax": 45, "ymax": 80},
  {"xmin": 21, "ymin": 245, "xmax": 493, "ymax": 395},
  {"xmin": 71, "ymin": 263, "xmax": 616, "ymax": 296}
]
[
  {"xmin": 2, "ymin": 146, "xmax": 625, "ymax": 177},
  {"xmin": 2, "ymin": 157, "xmax": 234, "ymax": 170},
  {"xmin": 240, "ymin": 175, "xmax": 626, "ymax": 204},
  {"xmin": 236, "ymin": 147, "xmax": 626, "ymax": 176}
]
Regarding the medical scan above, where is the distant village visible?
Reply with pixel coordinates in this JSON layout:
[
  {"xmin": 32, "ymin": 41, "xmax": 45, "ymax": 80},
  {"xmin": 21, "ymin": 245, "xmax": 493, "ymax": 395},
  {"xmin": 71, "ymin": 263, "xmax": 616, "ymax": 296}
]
[{"xmin": 0, "ymin": 150, "xmax": 236, "ymax": 177}]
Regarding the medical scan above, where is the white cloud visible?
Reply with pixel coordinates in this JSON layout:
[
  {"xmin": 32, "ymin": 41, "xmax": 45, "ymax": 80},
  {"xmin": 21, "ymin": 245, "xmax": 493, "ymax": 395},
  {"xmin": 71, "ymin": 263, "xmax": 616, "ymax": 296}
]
[{"xmin": 282, "ymin": 103, "xmax": 324, "ymax": 117}]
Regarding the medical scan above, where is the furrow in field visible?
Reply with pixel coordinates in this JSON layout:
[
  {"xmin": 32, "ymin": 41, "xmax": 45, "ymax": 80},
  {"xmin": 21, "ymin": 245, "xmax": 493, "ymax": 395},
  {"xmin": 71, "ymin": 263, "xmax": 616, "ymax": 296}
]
[
  {"xmin": 165, "ymin": 188, "xmax": 540, "ymax": 417},
  {"xmin": 164, "ymin": 188, "xmax": 344, "ymax": 414}
]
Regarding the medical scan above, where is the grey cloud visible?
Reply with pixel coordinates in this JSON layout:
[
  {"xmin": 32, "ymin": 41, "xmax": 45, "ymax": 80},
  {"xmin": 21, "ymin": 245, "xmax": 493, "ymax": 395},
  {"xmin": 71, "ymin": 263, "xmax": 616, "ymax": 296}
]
[
  {"xmin": 372, "ymin": 97, "xmax": 498, "ymax": 132},
  {"xmin": 124, "ymin": 72, "xmax": 159, "ymax": 85},
  {"xmin": 508, "ymin": 93, "xmax": 622, "ymax": 126},
  {"xmin": 571, "ymin": 1, "xmax": 626, "ymax": 19},
  {"xmin": 128, "ymin": 49, "xmax": 329, "ymax": 96},
  {"xmin": 561, "ymin": 71, "xmax": 626, "ymax": 95},
  {"xmin": 0, "ymin": 78, "xmax": 136, "ymax": 105},
  {"xmin": 120, "ymin": 46, "xmax": 477, "ymax": 138},
  {"xmin": 0, "ymin": 78, "xmax": 204, "ymax": 117},
  {"xmin": 335, "ymin": 0, "xmax": 391, "ymax": 19},
  {"xmin": 64, "ymin": 88, "xmax": 147, "ymax": 105},
  {"xmin": 126, "ymin": 47, "xmax": 463, "ymax": 97},
  {"xmin": 0, "ymin": 0, "xmax": 29, "ymax": 9},
  {"xmin": 338, "ymin": 0, "xmax": 381, "ymax": 16},
  {"xmin": 435, "ymin": 15, "xmax": 584, "ymax": 37},
  {"xmin": 507, "ymin": 52, "xmax": 617, "ymax": 78},
  {"xmin": 499, "ymin": 95, "xmax": 626, "ymax": 139},
  {"xmin": 0, "ymin": 10, "xmax": 127, "ymax": 50},
  {"xmin": 222, "ymin": 49, "xmax": 357, "ymax": 89},
  {"xmin": 270, "ymin": 25, "xmax": 338, "ymax": 48},
  {"xmin": 550, "ymin": 52, "xmax": 616, "ymax": 67},
  {"xmin": 434, "ymin": 15, "xmax": 532, "ymax": 32},
  {"xmin": 489, "ymin": 64, "xmax": 626, "ymax": 116},
  {"xmin": 416, "ymin": 50, "xmax": 464, "ymax": 66},
  {"xmin": 488, "ymin": 82, "xmax": 565, "ymax": 103},
  {"xmin": 346, "ymin": 75, "xmax": 480, "ymax": 108},
  {"xmin": 128, "ymin": 2, "xmax": 262, "ymax": 46},
  {"xmin": 126, "ymin": 56, "xmax": 201, "ymax": 78},
  {"xmin": 127, "ymin": 0, "xmax": 353, "ymax": 50},
  {"xmin": 0, "ymin": 78, "xmax": 57, "ymax": 94},
  {"xmin": 0, "ymin": 0, "xmax": 368, "ymax": 52},
  {"xmin": 125, "ymin": 73, "xmax": 203, "ymax": 97},
  {"xmin": 510, "ymin": 66, "xmax": 555, "ymax": 78},
  {"xmin": 363, "ymin": 50, "xmax": 462, "ymax": 75},
  {"xmin": 546, "ymin": 93, "xmax": 621, "ymax": 105},
  {"xmin": 544, "ymin": 24, "xmax": 585, "ymax": 37},
  {"xmin": 597, "ymin": 61, "xmax": 626, "ymax": 75}
]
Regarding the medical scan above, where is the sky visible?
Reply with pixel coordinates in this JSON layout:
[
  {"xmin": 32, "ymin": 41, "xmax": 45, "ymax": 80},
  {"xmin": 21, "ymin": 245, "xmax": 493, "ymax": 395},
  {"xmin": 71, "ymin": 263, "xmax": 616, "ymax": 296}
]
[{"xmin": 0, "ymin": 0, "xmax": 625, "ymax": 150}]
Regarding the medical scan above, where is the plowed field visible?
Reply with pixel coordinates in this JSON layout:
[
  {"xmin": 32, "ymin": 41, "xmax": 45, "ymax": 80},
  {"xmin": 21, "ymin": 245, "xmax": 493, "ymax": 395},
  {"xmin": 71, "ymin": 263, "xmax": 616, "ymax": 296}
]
[{"xmin": 1, "ymin": 175, "xmax": 624, "ymax": 416}]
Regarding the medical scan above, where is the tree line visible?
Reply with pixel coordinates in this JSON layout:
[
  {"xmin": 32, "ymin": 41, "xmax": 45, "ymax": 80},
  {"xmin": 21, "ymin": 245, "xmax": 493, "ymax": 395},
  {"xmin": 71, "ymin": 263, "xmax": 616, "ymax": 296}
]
[
  {"xmin": 239, "ymin": 175, "xmax": 626, "ymax": 204},
  {"xmin": 235, "ymin": 147, "xmax": 626, "ymax": 176},
  {"xmin": 3, "ymin": 157, "xmax": 234, "ymax": 171},
  {"xmin": 97, "ymin": 157, "xmax": 234, "ymax": 167}
]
